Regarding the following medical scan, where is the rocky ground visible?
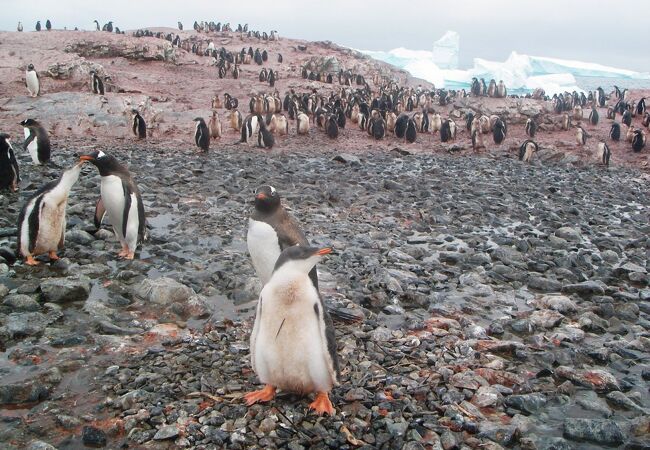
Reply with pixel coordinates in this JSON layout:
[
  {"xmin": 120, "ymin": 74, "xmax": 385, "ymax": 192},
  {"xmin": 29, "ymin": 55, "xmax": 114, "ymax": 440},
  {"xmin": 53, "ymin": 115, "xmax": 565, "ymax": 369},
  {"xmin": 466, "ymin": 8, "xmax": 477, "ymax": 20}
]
[
  {"xmin": 0, "ymin": 141, "xmax": 649, "ymax": 449},
  {"xmin": 0, "ymin": 27, "xmax": 649, "ymax": 450}
]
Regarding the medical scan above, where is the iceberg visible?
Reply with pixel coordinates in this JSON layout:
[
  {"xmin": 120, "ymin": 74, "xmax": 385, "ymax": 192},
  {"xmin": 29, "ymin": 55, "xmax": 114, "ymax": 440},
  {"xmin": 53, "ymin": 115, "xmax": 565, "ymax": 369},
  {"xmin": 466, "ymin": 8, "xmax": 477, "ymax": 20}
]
[
  {"xmin": 432, "ymin": 31, "xmax": 459, "ymax": 70},
  {"xmin": 360, "ymin": 33, "xmax": 650, "ymax": 95}
]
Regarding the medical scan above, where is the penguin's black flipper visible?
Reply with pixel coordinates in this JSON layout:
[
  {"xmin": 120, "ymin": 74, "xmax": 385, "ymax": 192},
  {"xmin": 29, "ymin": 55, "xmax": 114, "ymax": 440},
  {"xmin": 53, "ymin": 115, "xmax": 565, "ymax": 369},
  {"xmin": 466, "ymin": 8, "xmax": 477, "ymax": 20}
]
[
  {"xmin": 327, "ymin": 306, "xmax": 364, "ymax": 324},
  {"xmin": 94, "ymin": 198, "xmax": 106, "ymax": 230}
]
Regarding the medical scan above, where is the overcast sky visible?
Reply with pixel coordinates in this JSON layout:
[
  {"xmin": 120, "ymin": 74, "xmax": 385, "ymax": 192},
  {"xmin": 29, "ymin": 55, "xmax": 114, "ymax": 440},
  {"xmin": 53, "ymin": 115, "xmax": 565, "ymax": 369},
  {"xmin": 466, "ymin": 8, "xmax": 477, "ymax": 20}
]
[{"xmin": 2, "ymin": 0, "xmax": 649, "ymax": 73}]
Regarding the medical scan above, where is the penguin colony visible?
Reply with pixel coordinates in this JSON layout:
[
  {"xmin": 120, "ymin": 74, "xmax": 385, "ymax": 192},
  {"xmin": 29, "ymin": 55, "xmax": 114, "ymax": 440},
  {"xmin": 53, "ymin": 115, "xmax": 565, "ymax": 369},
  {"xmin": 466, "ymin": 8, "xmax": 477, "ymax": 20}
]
[{"xmin": 4, "ymin": 17, "xmax": 649, "ymax": 418}]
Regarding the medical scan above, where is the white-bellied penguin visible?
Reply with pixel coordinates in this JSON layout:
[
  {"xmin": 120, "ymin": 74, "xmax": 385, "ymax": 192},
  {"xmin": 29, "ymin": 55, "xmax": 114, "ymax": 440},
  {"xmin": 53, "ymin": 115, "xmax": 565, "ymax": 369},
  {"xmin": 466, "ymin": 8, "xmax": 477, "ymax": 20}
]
[
  {"xmin": 79, "ymin": 151, "xmax": 146, "ymax": 259},
  {"xmin": 194, "ymin": 117, "xmax": 210, "ymax": 151},
  {"xmin": 632, "ymin": 130, "xmax": 646, "ymax": 152},
  {"xmin": 25, "ymin": 64, "xmax": 40, "ymax": 97},
  {"xmin": 17, "ymin": 162, "xmax": 82, "ymax": 265},
  {"xmin": 21, "ymin": 118, "xmax": 51, "ymax": 165},
  {"xmin": 0, "ymin": 134, "xmax": 20, "ymax": 192},
  {"xmin": 246, "ymin": 245, "xmax": 339, "ymax": 415},
  {"xmin": 597, "ymin": 142, "xmax": 611, "ymax": 166},
  {"xmin": 519, "ymin": 140, "xmax": 538, "ymax": 163},
  {"xmin": 90, "ymin": 70, "xmax": 105, "ymax": 95}
]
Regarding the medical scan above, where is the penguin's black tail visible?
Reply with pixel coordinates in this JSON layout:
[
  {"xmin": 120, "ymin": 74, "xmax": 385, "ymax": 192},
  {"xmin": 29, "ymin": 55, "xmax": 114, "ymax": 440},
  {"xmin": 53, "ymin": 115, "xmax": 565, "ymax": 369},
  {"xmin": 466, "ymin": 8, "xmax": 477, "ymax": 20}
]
[{"xmin": 0, "ymin": 248, "xmax": 17, "ymax": 265}]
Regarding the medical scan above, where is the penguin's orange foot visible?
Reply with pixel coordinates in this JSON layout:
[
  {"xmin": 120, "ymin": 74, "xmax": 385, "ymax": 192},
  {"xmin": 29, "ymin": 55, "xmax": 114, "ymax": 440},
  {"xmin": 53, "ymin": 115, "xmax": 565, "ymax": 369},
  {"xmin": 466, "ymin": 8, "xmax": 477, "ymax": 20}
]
[
  {"xmin": 118, "ymin": 249, "xmax": 129, "ymax": 257},
  {"xmin": 124, "ymin": 252, "xmax": 135, "ymax": 260},
  {"xmin": 25, "ymin": 256, "xmax": 40, "ymax": 266},
  {"xmin": 309, "ymin": 392, "xmax": 335, "ymax": 416},
  {"xmin": 48, "ymin": 251, "xmax": 60, "ymax": 261},
  {"xmin": 244, "ymin": 385, "xmax": 276, "ymax": 406}
]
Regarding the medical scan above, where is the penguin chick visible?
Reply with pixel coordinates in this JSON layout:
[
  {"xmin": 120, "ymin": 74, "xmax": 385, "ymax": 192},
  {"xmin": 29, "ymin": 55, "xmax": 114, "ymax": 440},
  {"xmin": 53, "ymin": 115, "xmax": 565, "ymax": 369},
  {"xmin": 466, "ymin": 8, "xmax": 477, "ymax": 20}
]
[{"xmin": 246, "ymin": 246, "xmax": 339, "ymax": 416}]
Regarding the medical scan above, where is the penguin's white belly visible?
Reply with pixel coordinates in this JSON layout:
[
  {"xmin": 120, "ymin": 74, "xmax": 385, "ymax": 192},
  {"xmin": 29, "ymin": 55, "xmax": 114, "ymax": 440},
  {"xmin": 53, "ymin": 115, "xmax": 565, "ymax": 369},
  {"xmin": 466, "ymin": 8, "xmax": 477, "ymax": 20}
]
[
  {"xmin": 26, "ymin": 72, "xmax": 39, "ymax": 95},
  {"xmin": 124, "ymin": 193, "xmax": 139, "ymax": 250},
  {"xmin": 101, "ymin": 175, "xmax": 126, "ymax": 240},
  {"xmin": 247, "ymin": 219, "xmax": 281, "ymax": 285},
  {"xmin": 27, "ymin": 136, "xmax": 39, "ymax": 164},
  {"xmin": 252, "ymin": 278, "xmax": 333, "ymax": 394},
  {"xmin": 33, "ymin": 199, "xmax": 66, "ymax": 254}
]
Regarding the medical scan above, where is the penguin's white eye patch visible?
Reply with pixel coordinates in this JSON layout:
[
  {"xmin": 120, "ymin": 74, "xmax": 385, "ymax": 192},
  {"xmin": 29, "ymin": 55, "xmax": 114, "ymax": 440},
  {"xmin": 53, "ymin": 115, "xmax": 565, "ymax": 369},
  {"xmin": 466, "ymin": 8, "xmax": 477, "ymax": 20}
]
[
  {"xmin": 269, "ymin": 186, "xmax": 276, "ymax": 195},
  {"xmin": 97, "ymin": 150, "xmax": 106, "ymax": 158}
]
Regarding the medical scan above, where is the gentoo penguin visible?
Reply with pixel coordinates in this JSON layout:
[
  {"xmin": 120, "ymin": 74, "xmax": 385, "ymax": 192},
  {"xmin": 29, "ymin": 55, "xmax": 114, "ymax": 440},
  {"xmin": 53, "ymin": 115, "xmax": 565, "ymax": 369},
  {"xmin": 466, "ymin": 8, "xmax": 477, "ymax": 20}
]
[
  {"xmin": 626, "ymin": 125, "xmax": 635, "ymax": 143},
  {"xmin": 35, "ymin": 21, "xmax": 41, "ymax": 31},
  {"xmin": 589, "ymin": 106, "xmax": 599, "ymax": 126},
  {"xmin": 228, "ymin": 110, "xmax": 243, "ymax": 132},
  {"xmin": 178, "ymin": 21, "xmax": 183, "ymax": 30},
  {"xmin": 0, "ymin": 134, "xmax": 20, "ymax": 192},
  {"xmin": 643, "ymin": 112, "xmax": 650, "ymax": 128},
  {"xmin": 405, "ymin": 118, "xmax": 417, "ymax": 143},
  {"xmin": 257, "ymin": 118, "xmax": 274, "ymax": 149},
  {"xmin": 597, "ymin": 142, "xmax": 611, "ymax": 166},
  {"xmin": 440, "ymin": 119, "xmax": 453, "ymax": 143},
  {"xmin": 194, "ymin": 118, "xmax": 210, "ymax": 151},
  {"xmin": 246, "ymin": 245, "xmax": 339, "ymax": 415},
  {"xmin": 90, "ymin": 70, "xmax": 104, "ymax": 95},
  {"xmin": 17, "ymin": 163, "xmax": 82, "ymax": 265},
  {"xmin": 609, "ymin": 122, "xmax": 621, "ymax": 141},
  {"xmin": 278, "ymin": 53, "xmax": 283, "ymax": 63},
  {"xmin": 573, "ymin": 105, "xmax": 583, "ymax": 121},
  {"xmin": 45, "ymin": 20, "xmax": 51, "ymax": 31},
  {"xmin": 636, "ymin": 98, "xmax": 647, "ymax": 116},
  {"xmin": 519, "ymin": 140, "xmax": 538, "ymax": 163},
  {"xmin": 17, "ymin": 22, "xmax": 23, "ymax": 32},
  {"xmin": 496, "ymin": 80, "xmax": 507, "ymax": 98},
  {"xmin": 492, "ymin": 118, "xmax": 507, "ymax": 144},
  {"xmin": 632, "ymin": 130, "xmax": 646, "ymax": 152},
  {"xmin": 25, "ymin": 64, "xmax": 40, "ymax": 97},
  {"xmin": 241, "ymin": 114, "xmax": 260, "ymax": 143},
  {"xmin": 94, "ymin": 20, "xmax": 100, "ymax": 31},
  {"xmin": 79, "ymin": 151, "xmax": 146, "ymax": 259},
  {"xmin": 247, "ymin": 185, "xmax": 321, "ymax": 288},
  {"xmin": 576, "ymin": 126, "xmax": 588, "ymax": 146},
  {"xmin": 370, "ymin": 116, "xmax": 386, "ymax": 140},
  {"xmin": 471, "ymin": 129, "xmax": 484, "ymax": 152},
  {"xmin": 525, "ymin": 118, "xmax": 537, "ymax": 138},
  {"xmin": 561, "ymin": 113, "xmax": 571, "ymax": 131},
  {"xmin": 131, "ymin": 110, "xmax": 146, "ymax": 139},
  {"xmin": 21, "ymin": 118, "xmax": 51, "ymax": 165},
  {"xmin": 209, "ymin": 111, "xmax": 222, "ymax": 140}
]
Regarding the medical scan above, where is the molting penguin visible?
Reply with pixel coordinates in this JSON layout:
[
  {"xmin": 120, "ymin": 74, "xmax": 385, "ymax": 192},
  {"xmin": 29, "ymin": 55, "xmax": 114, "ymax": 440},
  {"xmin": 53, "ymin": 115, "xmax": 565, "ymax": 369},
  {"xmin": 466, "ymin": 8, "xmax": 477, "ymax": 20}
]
[
  {"xmin": 25, "ymin": 64, "xmax": 40, "ymax": 97},
  {"xmin": 90, "ymin": 70, "xmax": 105, "ymax": 95},
  {"xmin": 131, "ymin": 110, "xmax": 146, "ymax": 139},
  {"xmin": 519, "ymin": 140, "xmax": 538, "ymax": 163},
  {"xmin": 0, "ymin": 134, "xmax": 20, "ymax": 192},
  {"xmin": 79, "ymin": 151, "xmax": 146, "ymax": 259},
  {"xmin": 609, "ymin": 122, "xmax": 621, "ymax": 141},
  {"xmin": 297, "ymin": 112, "xmax": 310, "ymax": 135},
  {"xmin": 209, "ymin": 111, "xmax": 222, "ymax": 140},
  {"xmin": 247, "ymin": 185, "xmax": 320, "ymax": 288},
  {"xmin": 17, "ymin": 163, "xmax": 82, "ymax": 265},
  {"xmin": 597, "ymin": 142, "xmax": 611, "ymax": 166},
  {"xmin": 246, "ymin": 245, "xmax": 339, "ymax": 415},
  {"xmin": 194, "ymin": 117, "xmax": 210, "ymax": 151},
  {"xmin": 20, "ymin": 118, "xmax": 51, "ymax": 165},
  {"xmin": 576, "ymin": 126, "xmax": 588, "ymax": 146}
]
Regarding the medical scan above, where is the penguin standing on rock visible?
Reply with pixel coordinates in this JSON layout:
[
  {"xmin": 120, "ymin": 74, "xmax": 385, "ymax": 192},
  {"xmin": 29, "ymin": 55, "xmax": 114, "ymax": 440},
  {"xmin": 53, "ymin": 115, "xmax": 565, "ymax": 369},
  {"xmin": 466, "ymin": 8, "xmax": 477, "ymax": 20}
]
[
  {"xmin": 492, "ymin": 118, "xmax": 507, "ymax": 144},
  {"xmin": 90, "ymin": 70, "xmax": 104, "ymax": 95},
  {"xmin": 21, "ymin": 118, "xmax": 51, "ymax": 165},
  {"xmin": 632, "ymin": 130, "xmax": 646, "ymax": 152},
  {"xmin": 25, "ymin": 64, "xmax": 40, "ymax": 97},
  {"xmin": 131, "ymin": 110, "xmax": 146, "ymax": 139},
  {"xmin": 519, "ymin": 140, "xmax": 538, "ymax": 163},
  {"xmin": 194, "ymin": 117, "xmax": 210, "ymax": 151},
  {"xmin": 597, "ymin": 142, "xmax": 611, "ymax": 166},
  {"xmin": 525, "ymin": 118, "xmax": 537, "ymax": 138},
  {"xmin": 576, "ymin": 126, "xmax": 588, "ymax": 146},
  {"xmin": 79, "ymin": 151, "xmax": 146, "ymax": 259},
  {"xmin": 246, "ymin": 245, "xmax": 339, "ymax": 415},
  {"xmin": 0, "ymin": 134, "xmax": 20, "ymax": 192},
  {"xmin": 17, "ymin": 163, "xmax": 82, "ymax": 265},
  {"xmin": 609, "ymin": 123, "xmax": 621, "ymax": 141}
]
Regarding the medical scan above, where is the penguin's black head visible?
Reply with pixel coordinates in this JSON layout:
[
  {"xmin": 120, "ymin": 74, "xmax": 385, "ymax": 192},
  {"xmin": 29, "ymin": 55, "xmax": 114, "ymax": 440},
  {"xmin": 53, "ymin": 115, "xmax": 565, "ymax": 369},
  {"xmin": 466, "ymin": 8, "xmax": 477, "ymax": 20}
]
[
  {"xmin": 193, "ymin": 117, "xmax": 205, "ymax": 123},
  {"xmin": 254, "ymin": 185, "xmax": 280, "ymax": 213},
  {"xmin": 27, "ymin": 64, "xmax": 35, "ymax": 71},
  {"xmin": 20, "ymin": 118, "xmax": 38, "ymax": 127},
  {"xmin": 273, "ymin": 246, "xmax": 331, "ymax": 274},
  {"xmin": 79, "ymin": 150, "xmax": 122, "ymax": 176}
]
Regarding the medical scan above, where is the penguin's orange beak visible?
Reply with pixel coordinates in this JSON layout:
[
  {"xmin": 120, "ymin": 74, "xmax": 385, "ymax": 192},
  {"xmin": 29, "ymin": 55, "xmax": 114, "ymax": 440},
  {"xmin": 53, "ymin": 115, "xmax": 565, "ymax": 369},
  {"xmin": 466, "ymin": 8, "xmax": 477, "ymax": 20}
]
[
  {"xmin": 256, "ymin": 193, "xmax": 267, "ymax": 200},
  {"xmin": 316, "ymin": 247, "xmax": 332, "ymax": 256},
  {"xmin": 79, "ymin": 155, "xmax": 93, "ymax": 162}
]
